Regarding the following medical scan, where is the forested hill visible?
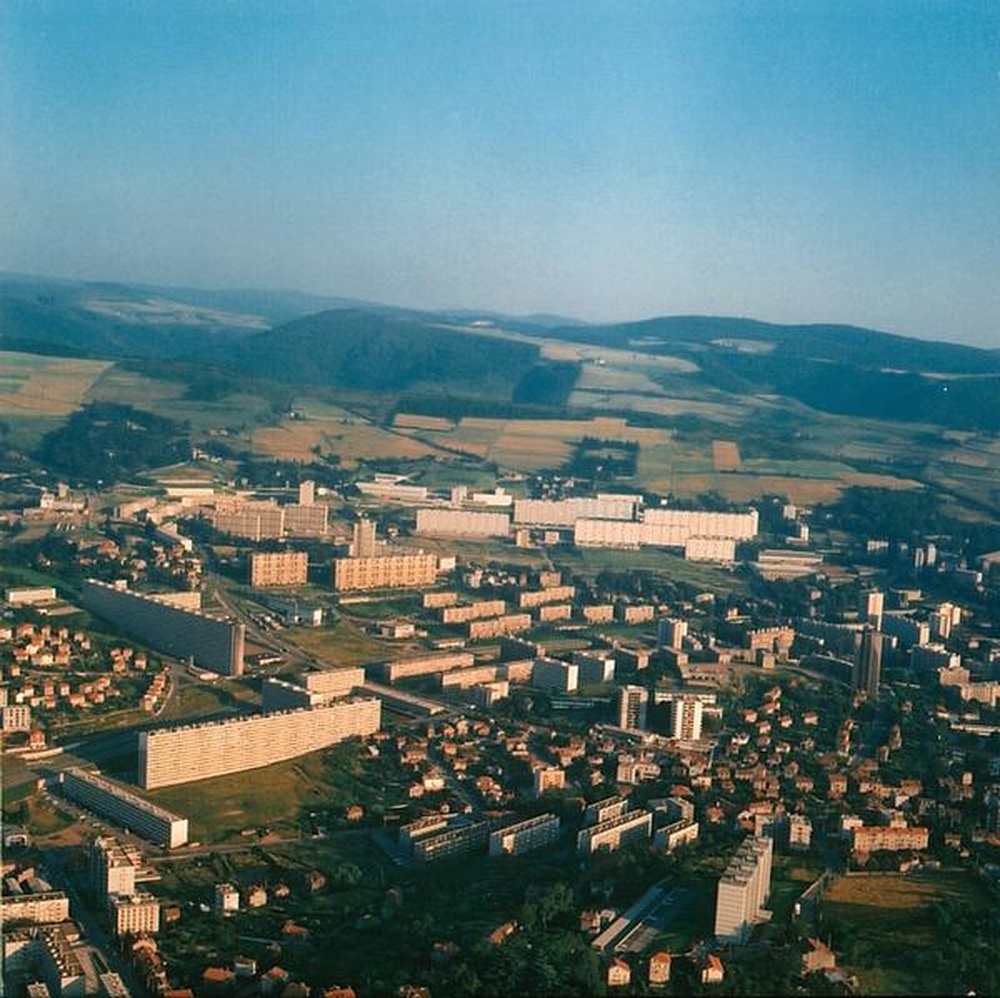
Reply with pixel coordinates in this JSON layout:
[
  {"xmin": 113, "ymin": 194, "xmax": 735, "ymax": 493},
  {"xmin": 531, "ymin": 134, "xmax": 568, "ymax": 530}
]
[
  {"xmin": 541, "ymin": 315, "xmax": 1000, "ymax": 374},
  {"xmin": 215, "ymin": 309, "xmax": 544, "ymax": 397}
]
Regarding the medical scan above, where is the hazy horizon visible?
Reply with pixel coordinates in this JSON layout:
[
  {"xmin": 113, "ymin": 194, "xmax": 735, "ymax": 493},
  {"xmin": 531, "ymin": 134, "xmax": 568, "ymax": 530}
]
[{"xmin": 3, "ymin": 1, "xmax": 999, "ymax": 347}]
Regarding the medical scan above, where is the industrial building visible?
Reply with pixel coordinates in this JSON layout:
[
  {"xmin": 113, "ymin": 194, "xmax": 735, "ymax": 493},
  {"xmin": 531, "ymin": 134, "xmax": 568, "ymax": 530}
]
[
  {"xmin": 332, "ymin": 552, "xmax": 439, "ymax": 591},
  {"xmin": 81, "ymin": 579, "xmax": 245, "ymax": 677},
  {"xmin": 249, "ymin": 551, "xmax": 308, "ymax": 588},
  {"xmin": 138, "ymin": 698, "xmax": 381, "ymax": 789},
  {"xmin": 489, "ymin": 813, "xmax": 561, "ymax": 856},
  {"xmin": 714, "ymin": 836, "xmax": 773, "ymax": 943},
  {"xmin": 415, "ymin": 508, "xmax": 511, "ymax": 538},
  {"xmin": 58, "ymin": 768, "xmax": 189, "ymax": 848}
]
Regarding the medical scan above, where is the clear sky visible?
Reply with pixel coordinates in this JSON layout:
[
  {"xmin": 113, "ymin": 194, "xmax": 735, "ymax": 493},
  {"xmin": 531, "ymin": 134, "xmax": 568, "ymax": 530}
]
[{"xmin": 2, "ymin": 1, "xmax": 999, "ymax": 345}]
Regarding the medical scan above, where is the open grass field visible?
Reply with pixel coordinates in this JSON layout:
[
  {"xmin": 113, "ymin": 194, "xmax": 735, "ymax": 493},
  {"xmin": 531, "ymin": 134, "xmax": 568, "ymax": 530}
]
[
  {"xmin": 556, "ymin": 546, "xmax": 745, "ymax": 594},
  {"xmin": 282, "ymin": 617, "xmax": 402, "ymax": 667},
  {"xmin": 821, "ymin": 872, "xmax": 986, "ymax": 995},
  {"xmin": 0, "ymin": 351, "xmax": 112, "ymax": 416},
  {"xmin": 147, "ymin": 749, "xmax": 332, "ymax": 842}
]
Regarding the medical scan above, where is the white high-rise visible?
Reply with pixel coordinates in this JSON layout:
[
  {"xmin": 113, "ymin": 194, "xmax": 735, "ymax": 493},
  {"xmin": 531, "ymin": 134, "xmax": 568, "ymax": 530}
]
[{"xmin": 714, "ymin": 836, "xmax": 773, "ymax": 943}]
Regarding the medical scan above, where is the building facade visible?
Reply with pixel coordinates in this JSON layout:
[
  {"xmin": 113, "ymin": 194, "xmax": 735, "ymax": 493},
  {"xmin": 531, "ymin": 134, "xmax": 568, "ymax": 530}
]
[
  {"xmin": 59, "ymin": 768, "xmax": 189, "ymax": 848},
  {"xmin": 138, "ymin": 698, "xmax": 381, "ymax": 789},
  {"xmin": 249, "ymin": 551, "xmax": 308, "ymax": 588},
  {"xmin": 714, "ymin": 836, "xmax": 773, "ymax": 943}
]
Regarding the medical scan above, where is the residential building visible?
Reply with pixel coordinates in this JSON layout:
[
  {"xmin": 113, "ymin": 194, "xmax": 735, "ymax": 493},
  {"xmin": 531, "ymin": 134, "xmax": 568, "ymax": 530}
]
[
  {"xmin": 59, "ymin": 768, "xmax": 189, "ymax": 848},
  {"xmin": 81, "ymin": 579, "xmax": 244, "ymax": 677},
  {"xmin": 854, "ymin": 629, "xmax": 883, "ymax": 699},
  {"xmin": 489, "ymin": 814, "xmax": 561, "ymax": 856},
  {"xmin": 415, "ymin": 508, "xmax": 510, "ymax": 538},
  {"xmin": 332, "ymin": 553, "xmax": 438, "ymax": 592},
  {"xmin": 648, "ymin": 952, "xmax": 672, "ymax": 986},
  {"xmin": 411, "ymin": 821, "xmax": 490, "ymax": 863},
  {"xmin": 1, "ymin": 892, "xmax": 70, "ymax": 925},
  {"xmin": 249, "ymin": 551, "xmax": 308, "ymax": 588},
  {"xmin": 714, "ymin": 836, "xmax": 773, "ymax": 943},
  {"xmin": 584, "ymin": 795, "xmax": 629, "ymax": 827},
  {"xmin": 108, "ymin": 893, "xmax": 161, "ymax": 936},
  {"xmin": 617, "ymin": 685, "xmax": 648, "ymax": 731},
  {"xmin": 533, "ymin": 766, "xmax": 566, "ymax": 796},
  {"xmin": 214, "ymin": 883, "xmax": 240, "ymax": 916},
  {"xmin": 91, "ymin": 837, "xmax": 137, "ymax": 902},
  {"xmin": 577, "ymin": 810, "xmax": 652, "ymax": 855},
  {"xmin": 138, "ymin": 698, "xmax": 381, "ymax": 789},
  {"xmin": 351, "ymin": 519, "xmax": 376, "ymax": 558},
  {"xmin": 532, "ymin": 657, "xmax": 578, "ymax": 693},
  {"xmin": 659, "ymin": 693, "xmax": 705, "ymax": 741}
]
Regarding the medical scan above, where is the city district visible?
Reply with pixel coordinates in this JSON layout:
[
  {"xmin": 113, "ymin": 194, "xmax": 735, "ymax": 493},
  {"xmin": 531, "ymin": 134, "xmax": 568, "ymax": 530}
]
[{"xmin": 4, "ymin": 469, "xmax": 1000, "ymax": 997}]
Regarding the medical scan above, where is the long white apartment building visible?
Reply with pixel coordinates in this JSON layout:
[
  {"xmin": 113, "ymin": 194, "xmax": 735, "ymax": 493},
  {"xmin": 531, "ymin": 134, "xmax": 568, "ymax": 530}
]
[
  {"xmin": 415, "ymin": 508, "xmax": 511, "ymax": 538},
  {"xmin": 577, "ymin": 809, "xmax": 652, "ymax": 855},
  {"xmin": 59, "ymin": 768, "xmax": 189, "ymax": 848},
  {"xmin": 514, "ymin": 496, "xmax": 637, "ymax": 527},
  {"xmin": 489, "ymin": 813, "xmax": 561, "ymax": 856},
  {"xmin": 1, "ymin": 892, "xmax": 71, "ymax": 925},
  {"xmin": 138, "ymin": 697, "xmax": 381, "ymax": 789},
  {"xmin": 714, "ymin": 836, "xmax": 773, "ymax": 943}
]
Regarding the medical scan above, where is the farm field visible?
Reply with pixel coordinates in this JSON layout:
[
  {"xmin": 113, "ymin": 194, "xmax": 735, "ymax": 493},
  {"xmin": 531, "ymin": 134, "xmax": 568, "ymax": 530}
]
[
  {"xmin": 254, "ymin": 411, "xmax": 448, "ymax": 464},
  {"xmin": 0, "ymin": 351, "xmax": 112, "ymax": 416}
]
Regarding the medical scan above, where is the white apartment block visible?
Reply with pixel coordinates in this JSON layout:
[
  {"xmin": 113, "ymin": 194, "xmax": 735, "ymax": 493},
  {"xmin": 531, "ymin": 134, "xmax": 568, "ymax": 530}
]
[
  {"xmin": 59, "ymin": 768, "xmax": 189, "ymax": 848},
  {"xmin": 108, "ymin": 893, "xmax": 161, "ymax": 936},
  {"xmin": 489, "ymin": 813, "xmax": 561, "ymax": 856},
  {"xmin": 0, "ymin": 892, "xmax": 70, "ymax": 925},
  {"xmin": 138, "ymin": 698, "xmax": 381, "ymax": 789},
  {"xmin": 577, "ymin": 810, "xmax": 652, "ymax": 855},
  {"xmin": 714, "ymin": 836, "xmax": 773, "ymax": 943}
]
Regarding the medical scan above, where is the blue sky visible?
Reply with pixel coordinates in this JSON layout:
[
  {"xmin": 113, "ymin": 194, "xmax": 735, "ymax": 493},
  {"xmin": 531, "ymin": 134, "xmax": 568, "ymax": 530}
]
[{"xmin": 2, "ymin": 1, "xmax": 999, "ymax": 345}]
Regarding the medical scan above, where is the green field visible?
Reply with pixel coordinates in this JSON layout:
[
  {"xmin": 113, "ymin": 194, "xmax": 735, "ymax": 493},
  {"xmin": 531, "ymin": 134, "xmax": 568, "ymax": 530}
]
[
  {"xmin": 821, "ymin": 872, "xmax": 988, "ymax": 995},
  {"xmin": 147, "ymin": 749, "xmax": 333, "ymax": 842}
]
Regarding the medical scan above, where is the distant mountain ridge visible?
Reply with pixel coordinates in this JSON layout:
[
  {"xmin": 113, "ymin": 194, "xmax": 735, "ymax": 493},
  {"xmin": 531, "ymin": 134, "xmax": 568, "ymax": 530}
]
[{"xmin": 2, "ymin": 271, "xmax": 999, "ymax": 429}]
